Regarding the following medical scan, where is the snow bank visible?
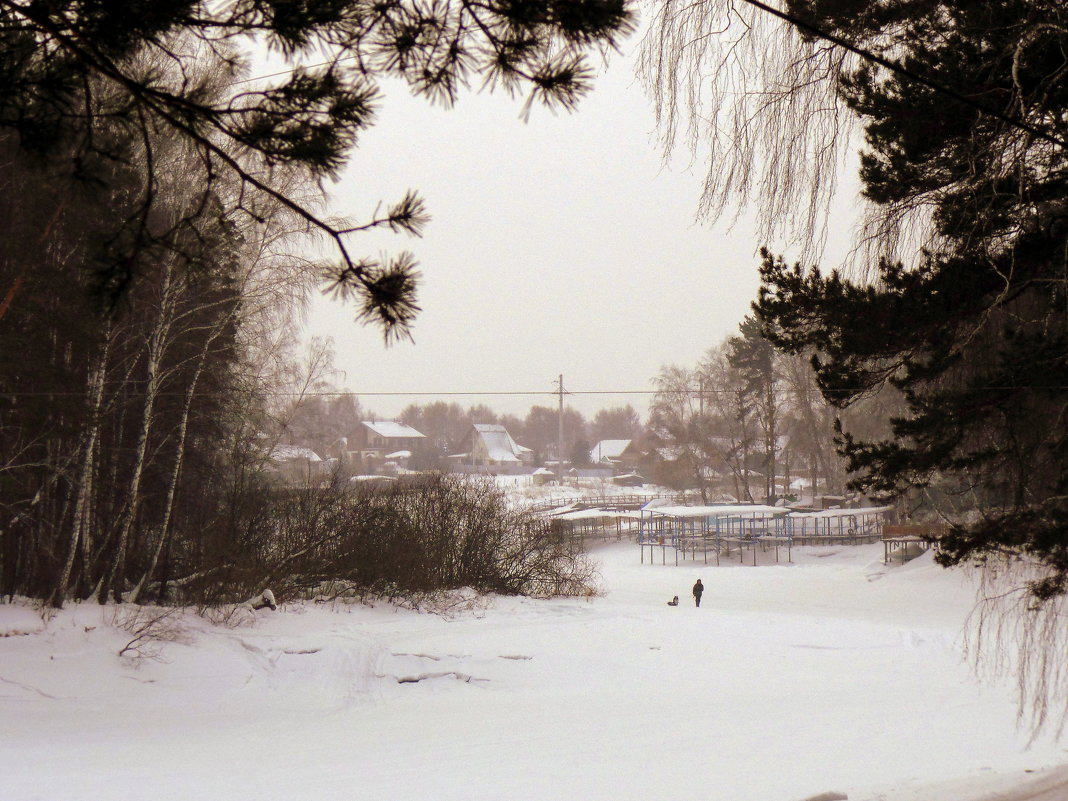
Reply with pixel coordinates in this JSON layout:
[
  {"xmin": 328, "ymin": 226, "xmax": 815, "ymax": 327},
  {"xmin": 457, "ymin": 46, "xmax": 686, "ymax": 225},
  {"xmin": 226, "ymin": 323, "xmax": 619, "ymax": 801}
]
[{"xmin": 1, "ymin": 542, "xmax": 1064, "ymax": 801}]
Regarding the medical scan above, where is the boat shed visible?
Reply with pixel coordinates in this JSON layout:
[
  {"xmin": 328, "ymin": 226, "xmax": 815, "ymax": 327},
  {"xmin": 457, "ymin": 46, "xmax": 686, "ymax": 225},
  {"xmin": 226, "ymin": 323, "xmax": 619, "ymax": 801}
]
[
  {"xmin": 547, "ymin": 506, "xmax": 642, "ymax": 549},
  {"xmin": 638, "ymin": 504, "xmax": 790, "ymax": 565},
  {"xmin": 784, "ymin": 506, "xmax": 893, "ymax": 544}
]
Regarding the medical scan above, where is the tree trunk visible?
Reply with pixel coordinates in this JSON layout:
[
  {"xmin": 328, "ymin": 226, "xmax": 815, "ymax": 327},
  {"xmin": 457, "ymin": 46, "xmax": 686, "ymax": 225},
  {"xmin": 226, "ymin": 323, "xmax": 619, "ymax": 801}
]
[
  {"xmin": 50, "ymin": 326, "xmax": 111, "ymax": 607},
  {"xmin": 99, "ymin": 262, "xmax": 176, "ymax": 603},
  {"xmin": 127, "ymin": 322, "xmax": 219, "ymax": 604}
]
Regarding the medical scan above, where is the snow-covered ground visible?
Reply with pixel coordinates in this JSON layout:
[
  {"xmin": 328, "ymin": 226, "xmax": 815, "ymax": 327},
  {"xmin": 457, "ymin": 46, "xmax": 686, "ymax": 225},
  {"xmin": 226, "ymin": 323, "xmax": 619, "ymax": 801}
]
[{"xmin": 3, "ymin": 542, "xmax": 1067, "ymax": 801}]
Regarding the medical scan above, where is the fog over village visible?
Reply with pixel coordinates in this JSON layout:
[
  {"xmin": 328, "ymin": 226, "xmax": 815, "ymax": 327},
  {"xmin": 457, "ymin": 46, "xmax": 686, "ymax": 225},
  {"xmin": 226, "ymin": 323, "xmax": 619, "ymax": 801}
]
[{"xmin": 2, "ymin": 2, "xmax": 1068, "ymax": 801}]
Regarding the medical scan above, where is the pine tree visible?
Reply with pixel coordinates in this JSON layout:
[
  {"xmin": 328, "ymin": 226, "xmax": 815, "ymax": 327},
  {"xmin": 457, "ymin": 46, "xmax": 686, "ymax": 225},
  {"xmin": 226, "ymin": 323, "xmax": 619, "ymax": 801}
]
[
  {"xmin": 750, "ymin": 0, "xmax": 1068, "ymax": 601},
  {"xmin": 0, "ymin": 0, "xmax": 636, "ymax": 336}
]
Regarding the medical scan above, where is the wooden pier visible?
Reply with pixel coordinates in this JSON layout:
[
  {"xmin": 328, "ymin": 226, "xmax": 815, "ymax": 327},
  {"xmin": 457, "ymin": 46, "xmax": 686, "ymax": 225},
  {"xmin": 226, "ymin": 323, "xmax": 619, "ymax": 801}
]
[{"xmin": 881, "ymin": 523, "xmax": 946, "ymax": 564}]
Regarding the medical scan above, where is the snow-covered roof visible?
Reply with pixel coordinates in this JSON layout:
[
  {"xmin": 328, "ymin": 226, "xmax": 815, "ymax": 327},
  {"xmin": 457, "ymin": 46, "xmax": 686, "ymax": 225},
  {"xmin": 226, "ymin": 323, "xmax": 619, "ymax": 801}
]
[
  {"xmin": 589, "ymin": 439, "xmax": 632, "ymax": 462},
  {"xmin": 270, "ymin": 445, "xmax": 322, "ymax": 462},
  {"xmin": 361, "ymin": 421, "xmax": 425, "ymax": 439},
  {"xmin": 787, "ymin": 506, "xmax": 894, "ymax": 519},
  {"xmin": 551, "ymin": 508, "xmax": 643, "ymax": 521},
  {"xmin": 642, "ymin": 503, "xmax": 788, "ymax": 519},
  {"xmin": 472, "ymin": 424, "xmax": 526, "ymax": 463},
  {"xmin": 384, "ymin": 450, "xmax": 411, "ymax": 459}
]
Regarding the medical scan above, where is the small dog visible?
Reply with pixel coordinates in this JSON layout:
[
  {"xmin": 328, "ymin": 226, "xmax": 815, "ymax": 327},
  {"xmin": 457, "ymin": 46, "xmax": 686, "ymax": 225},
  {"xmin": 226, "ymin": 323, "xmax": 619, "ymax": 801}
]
[{"xmin": 667, "ymin": 595, "xmax": 679, "ymax": 606}]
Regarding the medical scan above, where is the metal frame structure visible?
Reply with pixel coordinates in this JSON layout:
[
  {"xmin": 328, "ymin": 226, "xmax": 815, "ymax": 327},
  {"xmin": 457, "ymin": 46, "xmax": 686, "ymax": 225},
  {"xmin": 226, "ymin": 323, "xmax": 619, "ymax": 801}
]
[
  {"xmin": 784, "ymin": 507, "xmax": 892, "ymax": 544},
  {"xmin": 638, "ymin": 505, "xmax": 790, "ymax": 566},
  {"xmin": 543, "ymin": 500, "xmax": 895, "ymax": 567}
]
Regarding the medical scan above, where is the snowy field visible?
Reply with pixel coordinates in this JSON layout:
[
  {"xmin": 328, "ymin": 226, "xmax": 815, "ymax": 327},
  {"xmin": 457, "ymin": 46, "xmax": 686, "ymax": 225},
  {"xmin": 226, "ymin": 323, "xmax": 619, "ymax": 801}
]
[{"xmin": 3, "ymin": 542, "xmax": 1068, "ymax": 801}]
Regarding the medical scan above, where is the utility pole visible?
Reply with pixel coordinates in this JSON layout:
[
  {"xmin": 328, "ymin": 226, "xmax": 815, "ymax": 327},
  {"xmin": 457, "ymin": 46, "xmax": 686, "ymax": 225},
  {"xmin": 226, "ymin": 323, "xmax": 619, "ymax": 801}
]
[
  {"xmin": 697, "ymin": 374, "xmax": 707, "ymax": 503},
  {"xmin": 556, "ymin": 374, "xmax": 565, "ymax": 485}
]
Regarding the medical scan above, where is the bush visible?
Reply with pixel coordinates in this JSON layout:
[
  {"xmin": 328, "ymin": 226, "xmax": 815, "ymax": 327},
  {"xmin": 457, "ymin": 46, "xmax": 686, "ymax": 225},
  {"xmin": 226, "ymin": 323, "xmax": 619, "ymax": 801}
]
[{"xmin": 183, "ymin": 474, "xmax": 599, "ymax": 606}]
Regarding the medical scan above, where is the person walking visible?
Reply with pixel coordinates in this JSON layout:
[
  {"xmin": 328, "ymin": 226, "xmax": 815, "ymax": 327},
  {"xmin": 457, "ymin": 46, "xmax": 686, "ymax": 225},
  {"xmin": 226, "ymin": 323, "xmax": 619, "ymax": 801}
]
[{"xmin": 692, "ymin": 578, "xmax": 704, "ymax": 607}]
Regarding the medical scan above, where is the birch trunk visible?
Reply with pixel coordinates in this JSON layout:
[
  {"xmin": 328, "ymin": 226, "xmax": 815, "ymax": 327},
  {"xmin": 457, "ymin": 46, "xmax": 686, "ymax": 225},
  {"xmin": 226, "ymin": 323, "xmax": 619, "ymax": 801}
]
[
  {"xmin": 127, "ymin": 323, "xmax": 219, "ymax": 604},
  {"xmin": 99, "ymin": 262, "xmax": 176, "ymax": 603},
  {"xmin": 50, "ymin": 325, "xmax": 111, "ymax": 607}
]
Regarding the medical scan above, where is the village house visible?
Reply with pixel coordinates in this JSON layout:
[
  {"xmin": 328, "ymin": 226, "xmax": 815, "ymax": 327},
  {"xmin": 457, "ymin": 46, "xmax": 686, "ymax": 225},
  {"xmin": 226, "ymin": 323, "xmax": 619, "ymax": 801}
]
[
  {"xmin": 268, "ymin": 444, "xmax": 326, "ymax": 484},
  {"xmin": 448, "ymin": 423, "xmax": 534, "ymax": 474},
  {"xmin": 588, "ymin": 439, "xmax": 644, "ymax": 473},
  {"xmin": 338, "ymin": 421, "xmax": 427, "ymax": 474}
]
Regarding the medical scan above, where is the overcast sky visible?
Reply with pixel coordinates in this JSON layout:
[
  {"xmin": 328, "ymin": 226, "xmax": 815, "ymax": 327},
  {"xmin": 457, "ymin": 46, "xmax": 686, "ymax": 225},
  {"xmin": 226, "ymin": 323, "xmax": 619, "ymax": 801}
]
[{"xmin": 302, "ymin": 39, "xmax": 858, "ymax": 422}]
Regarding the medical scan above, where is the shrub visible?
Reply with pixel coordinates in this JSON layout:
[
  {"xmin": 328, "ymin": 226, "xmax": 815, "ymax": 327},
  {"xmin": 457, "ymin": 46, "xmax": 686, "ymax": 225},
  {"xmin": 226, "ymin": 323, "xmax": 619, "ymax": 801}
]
[{"xmin": 183, "ymin": 474, "xmax": 599, "ymax": 606}]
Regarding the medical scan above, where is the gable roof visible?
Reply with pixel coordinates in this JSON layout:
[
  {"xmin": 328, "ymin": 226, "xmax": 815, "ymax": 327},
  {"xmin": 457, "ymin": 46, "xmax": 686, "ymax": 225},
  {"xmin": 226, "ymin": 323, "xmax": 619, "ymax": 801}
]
[
  {"xmin": 589, "ymin": 439, "xmax": 632, "ymax": 462},
  {"xmin": 361, "ymin": 421, "xmax": 425, "ymax": 439},
  {"xmin": 472, "ymin": 423, "xmax": 530, "ymax": 462},
  {"xmin": 270, "ymin": 445, "xmax": 322, "ymax": 462}
]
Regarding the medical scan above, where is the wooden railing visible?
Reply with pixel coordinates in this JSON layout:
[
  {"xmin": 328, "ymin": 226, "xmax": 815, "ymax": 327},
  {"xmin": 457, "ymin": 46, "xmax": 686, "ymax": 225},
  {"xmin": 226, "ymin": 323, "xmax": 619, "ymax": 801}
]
[{"xmin": 530, "ymin": 493, "xmax": 685, "ymax": 513}]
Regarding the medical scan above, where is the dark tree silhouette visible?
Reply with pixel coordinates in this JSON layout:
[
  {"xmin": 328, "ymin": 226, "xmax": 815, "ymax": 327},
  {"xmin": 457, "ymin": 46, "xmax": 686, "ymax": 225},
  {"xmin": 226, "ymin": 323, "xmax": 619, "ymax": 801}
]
[{"xmin": 0, "ymin": 0, "xmax": 636, "ymax": 336}]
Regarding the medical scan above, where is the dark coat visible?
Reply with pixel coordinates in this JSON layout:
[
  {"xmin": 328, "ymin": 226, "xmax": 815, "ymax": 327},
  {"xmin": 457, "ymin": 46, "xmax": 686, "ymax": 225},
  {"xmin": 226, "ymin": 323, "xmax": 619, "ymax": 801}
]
[{"xmin": 692, "ymin": 580, "xmax": 704, "ymax": 597}]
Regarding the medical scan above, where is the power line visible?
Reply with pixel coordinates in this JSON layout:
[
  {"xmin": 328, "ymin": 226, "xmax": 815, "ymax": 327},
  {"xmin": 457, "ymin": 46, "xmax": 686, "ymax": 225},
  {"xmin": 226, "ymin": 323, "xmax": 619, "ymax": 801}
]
[
  {"xmin": 0, "ymin": 389, "xmax": 653, "ymax": 398},
  {"xmin": 7, "ymin": 386, "xmax": 1068, "ymax": 398},
  {"xmin": 228, "ymin": 56, "xmax": 357, "ymax": 87}
]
